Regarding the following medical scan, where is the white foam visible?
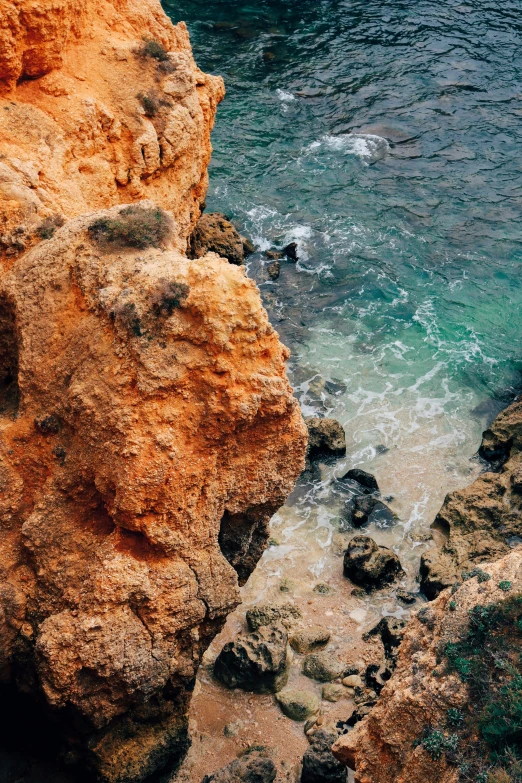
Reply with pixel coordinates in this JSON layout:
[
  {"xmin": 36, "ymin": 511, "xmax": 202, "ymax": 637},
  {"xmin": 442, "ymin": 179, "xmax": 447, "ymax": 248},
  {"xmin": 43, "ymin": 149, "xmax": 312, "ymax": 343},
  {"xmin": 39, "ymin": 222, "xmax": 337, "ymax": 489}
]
[
  {"xmin": 305, "ymin": 133, "xmax": 390, "ymax": 163},
  {"xmin": 276, "ymin": 88, "xmax": 295, "ymax": 102}
]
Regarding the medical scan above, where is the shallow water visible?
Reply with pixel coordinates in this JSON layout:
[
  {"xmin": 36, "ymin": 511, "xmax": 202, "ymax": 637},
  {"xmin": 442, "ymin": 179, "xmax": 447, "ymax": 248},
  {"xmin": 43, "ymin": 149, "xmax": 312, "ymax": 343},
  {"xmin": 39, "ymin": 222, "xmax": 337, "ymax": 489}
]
[{"xmin": 162, "ymin": 0, "xmax": 522, "ymax": 777}]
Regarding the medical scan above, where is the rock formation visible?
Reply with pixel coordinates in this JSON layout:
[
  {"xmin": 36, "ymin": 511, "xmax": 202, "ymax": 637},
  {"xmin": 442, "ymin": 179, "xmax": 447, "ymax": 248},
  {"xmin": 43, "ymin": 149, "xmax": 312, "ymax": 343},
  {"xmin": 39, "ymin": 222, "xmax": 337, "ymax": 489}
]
[
  {"xmin": 0, "ymin": 1, "xmax": 308, "ymax": 780},
  {"xmin": 333, "ymin": 547, "xmax": 522, "ymax": 783},
  {"xmin": 420, "ymin": 398, "xmax": 522, "ymax": 598}
]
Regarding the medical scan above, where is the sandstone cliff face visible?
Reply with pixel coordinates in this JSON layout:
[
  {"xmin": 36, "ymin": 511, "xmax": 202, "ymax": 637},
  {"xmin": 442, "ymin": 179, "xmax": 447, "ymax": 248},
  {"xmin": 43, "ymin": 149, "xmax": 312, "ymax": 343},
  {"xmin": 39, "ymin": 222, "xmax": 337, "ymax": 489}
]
[
  {"xmin": 0, "ymin": 0, "xmax": 224, "ymax": 254},
  {"xmin": 333, "ymin": 548, "xmax": 522, "ymax": 783},
  {"xmin": 420, "ymin": 399, "xmax": 522, "ymax": 599},
  {"xmin": 0, "ymin": 2, "xmax": 308, "ymax": 780}
]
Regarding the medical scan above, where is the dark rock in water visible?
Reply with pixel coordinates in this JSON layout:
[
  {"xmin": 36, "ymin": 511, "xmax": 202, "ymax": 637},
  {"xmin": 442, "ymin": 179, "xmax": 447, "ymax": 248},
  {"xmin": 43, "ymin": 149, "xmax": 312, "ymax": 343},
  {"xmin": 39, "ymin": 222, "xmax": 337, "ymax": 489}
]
[
  {"xmin": 283, "ymin": 242, "xmax": 298, "ymax": 262},
  {"xmin": 301, "ymin": 729, "xmax": 347, "ymax": 783},
  {"xmin": 375, "ymin": 444, "xmax": 389, "ymax": 455},
  {"xmin": 242, "ymin": 236, "xmax": 255, "ymax": 256},
  {"xmin": 306, "ymin": 417, "xmax": 346, "ymax": 459},
  {"xmin": 341, "ymin": 468, "xmax": 379, "ymax": 493},
  {"xmin": 213, "ymin": 624, "xmax": 290, "ymax": 693},
  {"xmin": 267, "ymin": 261, "xmax": 280, "ymax": 280},
  {"xmin": 396, "ymin": 588, "xmax": 417, "ymax": 604},
  {"xmin": 202, "ymin": 750, "xmax": 276, "ymax": 783},
  {"xmin": 189, "ymin": 212, "xmax": 246, "ymax": 265},
  {"xmin": 342, "ymin": 495, "xmax": 395, "ymax": 529},
  {"xmin": 264, "ymin": 249, "xmax": 284, "ymax": 260},
  {"xmin": 246, "ymin": 603, "xmax": 302, "ymax": 632},
  {"xmin": 363, "ymin": 616, "xmax": 405, "ymax": 662},
  {"xmin": 324, "ymin": 379, "xmax": 347, "ymax": 396},
  {"xmin": 343, "ymin": 536, "xmax": 403, "ymax": 591}
]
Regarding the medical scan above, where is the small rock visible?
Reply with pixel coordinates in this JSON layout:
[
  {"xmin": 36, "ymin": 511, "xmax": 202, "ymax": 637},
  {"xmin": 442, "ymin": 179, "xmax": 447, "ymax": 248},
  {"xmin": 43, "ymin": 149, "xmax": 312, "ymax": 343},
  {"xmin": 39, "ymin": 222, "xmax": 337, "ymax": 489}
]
[
  {"xmin": 264, "ymin": 249, "xmax": 284, "ymax": 260},
  {"xmin": 283, "ymin": 242, "xmax": 298, "ymax": 261},
  {"xmin": 303, "ymin": 651, "xmax": 347, "ymax": 682},
  {"xmin": 189, "ymin": 212, "xmax": 246, "ymax": 265},
  {"xmin": 276, "ymin": 689, "xmax": 320, "ymax": 721},
  {"xmin": 289, "ymin": 626, "xmax": 330, "ymax": 654},
  {"xmin": 342, "ymin": 495, "xmax": 395, "ymax": 529},
  {"xmin": 301, "ymin": 729, "xmax": 348, "ymax": 783},
  {"xmin": 242, "ymin": 236, "xmax": 255, "ymax": 256},
  {"xmin": 267, "ymin": 261, "xmax": 280, "ymax": 280},
  {"xmin": 246, "ymin": 603, "xmax": 302, "ymax": 632},
  {"xmin": 396, "ymin": 588, "xmax": 417, "ymax": 604},
  {"xmin": 214, "ymin": 624, "xmax": 289, "ymax": 693},
  {"xmin": 343, "ymin": 536, "xmax": 404, "ymax": 591},
  {"xmin": 202, "ymin": 750, "xmax": 276, "ymax": 783},
  {"xmin": 341, "ymin": 468, "xmax": 379, "ymax": 493},
  {"xmin": 306, "ymin": 418, "xmax": 346, "ymax": 459},
  {"xmin": 314, "ymin": 583, "xmax": 333, "ymax": 595},
  {"xmin": 322, "ymin": 684, "xmax": 345, "ymax": 703},
  {"xmin": 342, "ymin": 675, "xmax": 362, "ymax": 689}
]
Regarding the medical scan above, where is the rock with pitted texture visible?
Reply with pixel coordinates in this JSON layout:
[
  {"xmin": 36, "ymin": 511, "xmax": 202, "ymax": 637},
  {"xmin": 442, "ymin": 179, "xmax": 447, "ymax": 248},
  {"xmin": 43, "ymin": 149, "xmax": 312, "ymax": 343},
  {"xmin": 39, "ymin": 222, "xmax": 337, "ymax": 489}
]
[
  {"xmin": 0, "ymin": 0, "xmax": 225, "ymax": 256},
  {"xmin": 302, "ymin": 729, "xmax": 347, "ymax": 783},
  {"xmin": 306, "ymin": 417, "xmax": 346, "ymax": 459},
  {"xmin": 420, "ymin": 398, "xmax": 522, "ymax": 599},
  {"xmin": 189, "ymin": 212, "xmax": 249, "ymax": 265},
  {"xmin": 214, "ymin": 624, "xmax": 290, "ymax": 693},
  {"xmin": 0, "ymin": 207, "xmax": 307, "ymax": 781},
  {"xmin": 246, "ymin": 603, "xmax": 302, "ymax": 632},
  {"xmin": 332, "ymin": 548, "xmax": 522, "ymax": 783},
  {"xmin": 201, "ymin": 750, "xmax": 277, "ymax": 783},
  {"xmin": 343, "ymin": 536, "xmax": 403, "ymax": 591}
]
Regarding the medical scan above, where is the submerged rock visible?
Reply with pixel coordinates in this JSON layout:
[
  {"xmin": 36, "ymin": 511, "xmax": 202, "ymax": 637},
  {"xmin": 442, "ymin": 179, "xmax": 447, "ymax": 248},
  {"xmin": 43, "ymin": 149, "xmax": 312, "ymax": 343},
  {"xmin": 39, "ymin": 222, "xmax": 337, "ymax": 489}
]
[
  {"xmin": 246, "ymin": 603, "xmax": 302, "ymax": 632},
  {"xmin": 276, "ymin": 689, "xmax": 320, "ymax": 721},
  {"xmin": 189, "ymin": 212, "xmax": 250, "ymax": 265},
  {"xmin": 341, "ymin": 468, "xmax": 379, "ymax": 493},
  {"xmin": 343, "ymin": 536, "xmax": 404, "ymax": 591},
  {"xmin": 301, "ymin": 729, "xmax": 347, "ymax": 783},
  {"xmin": 342, "ymin": 495, "xmax": 395, "ymax": 529},
  {"xmin": 267, "ymin": 261, "xmax": 281, "ymax": 279},
  {"xmin": 283, "ymin": 242, "xmax": 299, "ymax": 261},
  {"xmin": 306, "ymin": 417, "xmax": 347, "ymax": 459},
  {"xmin": 214, "ymin": 624, "xmax": 290, "ymax": 693},
  {"xmin": 303, "ymin": 650, "xmax": 347, "ymax": 682},
  {"xmin": 289, "ymin": 626, "xmax": 330, "ymax": 654},
  {"xmin": 264, "ymin": 249, "xmax": 284, "ymax": 260},
  {"xmin": 202, "ymin": 750, "xmax": 276, "ymax": 783}
]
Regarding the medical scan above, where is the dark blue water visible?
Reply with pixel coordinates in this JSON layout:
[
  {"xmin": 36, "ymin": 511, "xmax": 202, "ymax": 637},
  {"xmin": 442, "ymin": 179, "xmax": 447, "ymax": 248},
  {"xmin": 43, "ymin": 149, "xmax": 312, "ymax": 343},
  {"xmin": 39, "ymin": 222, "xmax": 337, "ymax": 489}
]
[{"xmin": 162, "ymin": 0, "xmax": 522, "ymax": 554}]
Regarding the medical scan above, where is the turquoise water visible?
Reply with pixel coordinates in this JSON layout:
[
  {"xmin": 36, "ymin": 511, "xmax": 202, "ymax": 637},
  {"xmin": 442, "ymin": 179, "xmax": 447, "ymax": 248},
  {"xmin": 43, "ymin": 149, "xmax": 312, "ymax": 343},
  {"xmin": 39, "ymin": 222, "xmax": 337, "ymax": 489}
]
[{"xmin": 162, "ymin": 0, "xmax": 522, "ymax": 558}]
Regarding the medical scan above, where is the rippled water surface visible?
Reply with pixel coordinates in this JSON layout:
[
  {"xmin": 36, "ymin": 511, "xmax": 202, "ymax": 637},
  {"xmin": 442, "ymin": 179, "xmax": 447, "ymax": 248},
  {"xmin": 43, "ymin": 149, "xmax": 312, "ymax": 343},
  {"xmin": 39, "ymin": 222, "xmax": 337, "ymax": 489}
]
[{"xmin": 161, "ymin": 0, "xmax": 522, "ymax": 775}]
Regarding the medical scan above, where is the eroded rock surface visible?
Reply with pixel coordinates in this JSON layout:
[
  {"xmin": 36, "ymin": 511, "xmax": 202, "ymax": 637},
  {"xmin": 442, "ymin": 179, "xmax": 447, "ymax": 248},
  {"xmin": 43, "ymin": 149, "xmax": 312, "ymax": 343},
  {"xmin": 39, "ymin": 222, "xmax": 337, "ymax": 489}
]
[
  {"xmin": 332, "ymin": 548, "xmax": 522, "ymax": 783},
  {"xmin": 0, "ymin": 152, "xmax": 307, "ymax": 783},
  {"xmin": 420, "ymin": 399, "xmax": 522, "ymax": 599}
]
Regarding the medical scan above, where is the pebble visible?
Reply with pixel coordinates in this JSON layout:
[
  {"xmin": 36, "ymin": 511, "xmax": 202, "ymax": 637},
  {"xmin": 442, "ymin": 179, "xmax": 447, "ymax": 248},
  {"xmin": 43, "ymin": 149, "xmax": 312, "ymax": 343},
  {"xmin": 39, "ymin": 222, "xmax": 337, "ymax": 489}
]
[{"xmin": 342, "ymin": 675, "xmax": 363, "ymax": 688}]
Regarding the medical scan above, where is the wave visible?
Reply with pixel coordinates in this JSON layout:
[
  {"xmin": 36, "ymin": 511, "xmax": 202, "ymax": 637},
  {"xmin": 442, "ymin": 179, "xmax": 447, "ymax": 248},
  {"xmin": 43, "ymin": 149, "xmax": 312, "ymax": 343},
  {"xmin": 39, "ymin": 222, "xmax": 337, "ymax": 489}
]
[{"xmin": 308, "ymin": 133, "xmax": 390, "ymax": 164}]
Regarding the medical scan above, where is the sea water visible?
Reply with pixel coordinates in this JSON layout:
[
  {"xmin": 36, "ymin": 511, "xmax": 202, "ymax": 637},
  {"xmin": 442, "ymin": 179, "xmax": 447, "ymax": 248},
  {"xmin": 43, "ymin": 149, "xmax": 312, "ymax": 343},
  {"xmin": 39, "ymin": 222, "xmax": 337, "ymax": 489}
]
[{"xmin": 161, "ymin": 0, "xmax": 522, "ymax": 775}]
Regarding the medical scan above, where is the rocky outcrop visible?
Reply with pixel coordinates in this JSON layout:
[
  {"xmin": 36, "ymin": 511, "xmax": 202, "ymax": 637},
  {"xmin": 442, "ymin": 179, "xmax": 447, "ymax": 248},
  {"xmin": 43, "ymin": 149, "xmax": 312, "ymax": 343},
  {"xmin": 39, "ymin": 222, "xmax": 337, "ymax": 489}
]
[
  {"xmin": 306, "ymin": 417, "xmax": 346, "ymax": 459},
  {"xmin": 333, "ymin": 548, "xmax": 522, "ymax": 783},
  {"xmin": 0, "ymin": 0, "xmax": 224, "ymax": 255},
  {"xmin": 420, "ymin": 398, "xmax": 522, "ymax": 599},
  {"xmin": 214, "ymin": 623, "xmax": 290, "ymax": 693},
  {"xmin": 343, "ymin": 536, "xmax": 403, "ymax": 591},
  {"xmin": 189, "ymin": 212, "xmax": 251, "ymax": 265},
  {"xmin": 0, "ymin": 2, "xmax": 308, "ymax": 779}
]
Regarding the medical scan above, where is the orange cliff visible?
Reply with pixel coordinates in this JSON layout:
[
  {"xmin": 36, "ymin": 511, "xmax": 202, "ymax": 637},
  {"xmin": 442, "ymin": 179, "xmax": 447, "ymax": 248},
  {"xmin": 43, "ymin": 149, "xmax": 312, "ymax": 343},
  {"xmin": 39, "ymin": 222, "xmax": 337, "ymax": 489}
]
[{"xmin": 0, "ymin": 2, "xmax": 308, "ymax": 781}]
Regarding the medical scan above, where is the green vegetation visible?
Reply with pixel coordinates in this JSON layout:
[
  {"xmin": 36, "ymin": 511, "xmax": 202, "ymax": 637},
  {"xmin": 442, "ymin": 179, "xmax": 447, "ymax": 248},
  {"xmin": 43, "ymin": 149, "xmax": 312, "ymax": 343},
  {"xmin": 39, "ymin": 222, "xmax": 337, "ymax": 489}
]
[
  {"xmin": 462, "ymin": 567, "xmax": 492, "ymax": 583},
  {"xmin": 414, "ymin": 594, "xmax": 522, "ymax": 781},
  {"xmin": 88, "ymin": 206, "xmax": 172, "ymax": 249},
  {"xmin": 139, "ymin": 38, "xmax": 169, "ymax": 62},
  {"xmin": 499, "ymin": 581, "xmax": 513, "ymax": 593},
  {"xmin": 36, "ymin": 214, "xmax": 65, "ymax": 240}
]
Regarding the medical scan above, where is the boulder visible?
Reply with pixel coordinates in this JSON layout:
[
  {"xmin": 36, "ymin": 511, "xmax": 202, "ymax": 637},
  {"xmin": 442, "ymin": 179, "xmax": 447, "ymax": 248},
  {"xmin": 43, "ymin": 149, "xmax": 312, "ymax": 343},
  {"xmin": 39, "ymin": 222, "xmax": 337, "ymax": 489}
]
[
  {"xmin": 202, "ymin": 750, "xmax": 276, "ymax": 783},
  {"xmin": 264, "ymin": 250, "xmax": 284, "ymax": 260},
  {"xmin": 306, "ymin": 418, "xmax": 346, "ymax": 459},
  {"xmin": 322, "ymin": 684, "xmax": 345, "ymax": 702},
  {"xmin": 189, "ymin": 212, "xmax": 247, "ymax": 265},
  {"xmin": 283, "ymin": 242, "xmax": 298, "ymax": 262},
  {"xmin": 342, "ymin": 495, "xmax": 395, "ymax": 529},
  {"xmin": 301, "ymin": 729, "xmax": 347, "ymax": 783},
  {"xmin": 303, "ymin": 651, "xmax": 347, "ymax": 682},
  {"xmin": 341, "ymin": 468, "xmax": 379, "ymax": 493},
  {"xmin": 267, "ymin": 261, "xmax": 280, "ymax": 280},
  {"xmin": 246, "ymin": 603, "xmax": 302, "ymax": 632},
  {"xmin": 276, "ymin": 689, "xmax": 319, "ymax": 721},
  {"xmin": 213, "ymin": 624, "xmax": 290, "ymax": 693},
  {"xmin": 343, "ymin": 536, "xmax": 403, "ymax": 591},
  {"xmin": 289, "ymin": 626, "xmax": 330, "ymax": 654}
]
